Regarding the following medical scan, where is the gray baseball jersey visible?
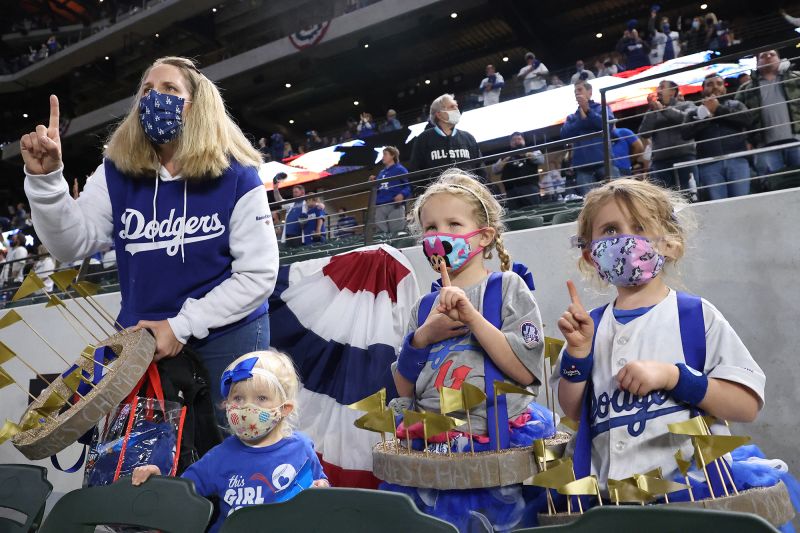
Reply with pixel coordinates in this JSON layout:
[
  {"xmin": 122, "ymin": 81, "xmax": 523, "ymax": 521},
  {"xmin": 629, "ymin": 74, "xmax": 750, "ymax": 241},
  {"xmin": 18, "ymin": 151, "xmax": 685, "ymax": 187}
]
[
  {"xmin": 409, "ymin": 271, "xmax": 544, "ymax": 434},
  {"xmin": 551, "ymin": 289, "xmax": 766, "ymax": 486}
]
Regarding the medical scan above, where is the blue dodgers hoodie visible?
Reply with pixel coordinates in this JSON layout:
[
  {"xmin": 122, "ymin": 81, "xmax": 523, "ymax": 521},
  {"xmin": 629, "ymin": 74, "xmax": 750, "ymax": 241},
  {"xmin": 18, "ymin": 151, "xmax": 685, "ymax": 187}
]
[
  {"xmin": 560, "ymin": 101, "xmax": 616, "ymax": 168},
  {"xmin": 105, "ymin": 158, "xmax": 268, "ymax": 335},
  {"xmin": 375, "ymin": 163, "xmax": 411, "ymax": 205}
]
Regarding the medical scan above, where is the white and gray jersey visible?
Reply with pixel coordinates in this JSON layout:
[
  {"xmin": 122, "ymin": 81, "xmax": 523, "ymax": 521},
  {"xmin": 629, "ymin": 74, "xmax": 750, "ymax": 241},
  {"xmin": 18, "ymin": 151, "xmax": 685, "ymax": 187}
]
[
  {"xmin": 410, "ymin": 271, "xmax": 544, "ymax": 434},
  {"xmin": 551, "ymin": 289, "xmax": 765, "ymax": 487}
]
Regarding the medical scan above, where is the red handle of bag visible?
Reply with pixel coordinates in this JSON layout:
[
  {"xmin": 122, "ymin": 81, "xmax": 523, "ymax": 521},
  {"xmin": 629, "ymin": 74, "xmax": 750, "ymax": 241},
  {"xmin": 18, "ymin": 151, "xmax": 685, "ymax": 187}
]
[{"xmin": 114, "ymin": 363, "xmax": 167, "ymax": 482}]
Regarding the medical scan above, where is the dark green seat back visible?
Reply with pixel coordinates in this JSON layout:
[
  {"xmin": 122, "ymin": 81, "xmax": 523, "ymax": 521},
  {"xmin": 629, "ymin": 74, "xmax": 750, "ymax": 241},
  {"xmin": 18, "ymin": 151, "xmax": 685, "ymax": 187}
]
[{"xmin": 0, "ymin": 464, "xmax": 52, "ymax": 533}]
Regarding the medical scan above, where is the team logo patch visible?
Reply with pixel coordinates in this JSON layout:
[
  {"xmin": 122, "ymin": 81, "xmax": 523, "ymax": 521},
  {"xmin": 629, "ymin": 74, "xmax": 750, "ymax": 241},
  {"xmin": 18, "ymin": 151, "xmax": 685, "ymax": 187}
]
[{"xmin": 520, "ymin": 321, "xmax": 541, "ymax": 347}]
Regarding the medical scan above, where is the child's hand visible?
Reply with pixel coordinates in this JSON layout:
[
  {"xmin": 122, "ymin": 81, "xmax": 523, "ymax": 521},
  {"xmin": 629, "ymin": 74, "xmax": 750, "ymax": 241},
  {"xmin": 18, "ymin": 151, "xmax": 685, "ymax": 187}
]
[
  {"xmin": 413, "ymin": 310, "xmax": 469, "ymax": 348},
  {"xmin": 558, "ymin": 281, "xmax": 594, "ymax": 358},
  {"xmin": 312, "ymin": 479, "xmax": 330, "ymax": 488},
  {"xmin": 132, "ymin": 465, "xmax": 161, "ymax": 486},
  {"xmin": 435, "ymin": 260, "xmax": 480, "ymax": 325},
  {"xmin": 617, "ymin": 361, "xmax": 679, "ymax": 397}
]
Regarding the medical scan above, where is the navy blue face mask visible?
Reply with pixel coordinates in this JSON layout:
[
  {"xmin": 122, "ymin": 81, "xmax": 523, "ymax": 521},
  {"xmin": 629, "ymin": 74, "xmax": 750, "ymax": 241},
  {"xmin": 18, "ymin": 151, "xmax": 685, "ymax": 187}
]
[{"xmin": 138, "ymin": 89, "xmax": 186, "ymax": 144}]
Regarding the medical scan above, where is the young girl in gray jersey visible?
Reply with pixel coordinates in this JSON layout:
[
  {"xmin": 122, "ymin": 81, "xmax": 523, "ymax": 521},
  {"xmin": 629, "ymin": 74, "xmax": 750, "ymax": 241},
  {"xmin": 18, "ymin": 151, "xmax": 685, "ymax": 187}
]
[
  {"xmin": 385, "ymin": 168, "xmax": 554, "ymax": 532},
  {"xmin": 554, "ymin": 179, "xmax": 797, "ymax": 527}
]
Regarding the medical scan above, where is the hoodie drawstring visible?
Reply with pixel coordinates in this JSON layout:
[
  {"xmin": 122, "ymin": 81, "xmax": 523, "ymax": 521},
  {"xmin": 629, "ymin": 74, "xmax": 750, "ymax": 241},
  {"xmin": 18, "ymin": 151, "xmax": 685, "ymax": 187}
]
[
  {"xmin": 152, "ymin": 170, "xmax": 159, "ymax": 243},
  {"xmin": 180, "ymin": 179, "xmax": 187, "ymax": 263}
]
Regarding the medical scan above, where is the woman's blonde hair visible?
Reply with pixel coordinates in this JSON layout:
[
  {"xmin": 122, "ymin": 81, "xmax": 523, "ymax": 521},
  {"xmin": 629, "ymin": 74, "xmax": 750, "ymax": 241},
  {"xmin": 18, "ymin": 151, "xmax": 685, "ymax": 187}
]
[
  {"xmin": 104, "ymin": 56, "xmax": 262, "ymax": 179},
  {"xmin": 224, "ymin": 350, "xmax": 301, "ymax": 437},
  {"xmin": 409, "ymin": 168, "xmax": 512, "ymax": 271},
  {"xmin": 576, "ymin": 178, "xmax": 694, "ymax": 280}
]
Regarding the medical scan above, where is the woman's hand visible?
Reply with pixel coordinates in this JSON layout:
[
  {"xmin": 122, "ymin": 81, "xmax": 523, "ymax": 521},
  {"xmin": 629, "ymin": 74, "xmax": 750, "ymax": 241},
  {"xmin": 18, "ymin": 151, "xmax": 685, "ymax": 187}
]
[
  {"xmin": 557, "ymin": 280, "xmax": 594, "ymax": 358},
  {"xmin": 132, "ymin": 319, "xmax": 185, "ymax": 360},
  {"xmin": 132, "ymin": 465, "xmax": 162, "ymax": 486},
  {"xmin": 20, "ymin": 95, "xmax": 63, "ymax": 175}
]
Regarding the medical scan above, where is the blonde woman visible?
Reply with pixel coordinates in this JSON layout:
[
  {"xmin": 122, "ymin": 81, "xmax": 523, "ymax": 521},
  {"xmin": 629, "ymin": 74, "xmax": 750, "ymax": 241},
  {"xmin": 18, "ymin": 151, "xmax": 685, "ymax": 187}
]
[{"xmin": 20, "ymin": 56, "xmax": 278, "ymax": 412}]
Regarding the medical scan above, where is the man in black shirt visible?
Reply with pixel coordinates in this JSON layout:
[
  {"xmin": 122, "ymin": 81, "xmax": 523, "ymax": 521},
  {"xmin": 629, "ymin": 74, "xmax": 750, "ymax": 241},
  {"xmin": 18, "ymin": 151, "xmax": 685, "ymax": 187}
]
[{"xmin": 491, "ymin": 132, "xmax": 544, "ymax": 209}]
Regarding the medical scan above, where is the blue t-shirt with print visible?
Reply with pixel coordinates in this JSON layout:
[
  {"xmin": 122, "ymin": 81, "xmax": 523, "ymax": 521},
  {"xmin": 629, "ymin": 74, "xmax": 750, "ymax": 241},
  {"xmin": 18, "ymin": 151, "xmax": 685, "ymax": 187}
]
[
  {"xmin": 302, "ymin": 205, "xmax": 326, "ymax": 244},
  {"xmin": 182, "ymin": 432, "xmax": 327, "ymax": 533}
]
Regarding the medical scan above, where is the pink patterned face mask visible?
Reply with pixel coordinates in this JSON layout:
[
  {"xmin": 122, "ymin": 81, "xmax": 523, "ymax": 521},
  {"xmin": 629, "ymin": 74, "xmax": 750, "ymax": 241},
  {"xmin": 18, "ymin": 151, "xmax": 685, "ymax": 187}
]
[
  {"xmin": 421, "ymin": 229, "xmax": 485, "ymax": 273},
  {"xmin": 589, "ymin": 234, "xmax": 665, "ymax": 287}
]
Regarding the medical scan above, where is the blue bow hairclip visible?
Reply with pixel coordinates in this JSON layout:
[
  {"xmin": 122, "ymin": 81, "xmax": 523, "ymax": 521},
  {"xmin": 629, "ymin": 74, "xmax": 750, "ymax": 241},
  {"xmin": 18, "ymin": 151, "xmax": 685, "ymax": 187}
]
[{"xmin": 220, "ymin": 356, "xmax": 259, "ymax": 398}]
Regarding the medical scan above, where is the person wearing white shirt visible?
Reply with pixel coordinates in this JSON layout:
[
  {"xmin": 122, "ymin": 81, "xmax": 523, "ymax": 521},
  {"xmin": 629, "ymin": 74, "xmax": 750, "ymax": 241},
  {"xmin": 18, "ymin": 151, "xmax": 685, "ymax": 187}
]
[
  {"xmin": 517, "ymin": 52, "xmax": 549, "ymax": 95},
  {"xmin": 479, "ymin": 64, "xmax": 505, "ymax": 106}
]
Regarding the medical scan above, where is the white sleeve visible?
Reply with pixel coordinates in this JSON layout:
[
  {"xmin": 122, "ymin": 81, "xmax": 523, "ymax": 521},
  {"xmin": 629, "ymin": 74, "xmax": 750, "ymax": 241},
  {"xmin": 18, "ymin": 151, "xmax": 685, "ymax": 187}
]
[
  {"xmin": 23, "ymin": 164, "xmax": 113, "ymax": 263},
  {"xmin": 167, "ymin": 185, "xmax": 279, "ymax": 343},
  {"xmin": 702, "ymin": 299, "xmax": 766, "ymax": 407}
]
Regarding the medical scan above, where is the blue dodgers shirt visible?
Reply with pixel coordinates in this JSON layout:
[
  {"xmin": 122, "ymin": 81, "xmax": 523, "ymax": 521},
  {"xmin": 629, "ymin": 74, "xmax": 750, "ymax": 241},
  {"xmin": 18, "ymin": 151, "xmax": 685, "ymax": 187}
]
[
  {"xmin": 182, "ymin": 432, "xmax": 327, "ymax": 533},
  {"xmin": 104, "ymin": 159, "xmax": 268, "ymax": 332},
  {"xmin": 302, "ymin": 205, "xmax": 326, "ymax": 244}
]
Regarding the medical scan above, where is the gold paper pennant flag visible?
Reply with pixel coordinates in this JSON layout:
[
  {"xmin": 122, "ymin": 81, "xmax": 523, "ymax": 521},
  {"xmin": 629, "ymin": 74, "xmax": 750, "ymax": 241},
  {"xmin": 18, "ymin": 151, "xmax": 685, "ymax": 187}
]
[
  {"xmin": 557, "ymin": 475, "xmax": 601, "ymax": 496},
  {"xmin": 608, "ymin": 478, "xmax": 652, "ymax": 503},
  {"xmin": 72, "ymin": 281, "xmax": 100, "ymax": 297},
  {"xmin": 61, "ymin": 366, "xmax": 89, "ymax": 394},
  {"xmin": 461, "ymin": 382, "xmax": 486, "ymax": 410},
  {"xmin": 0, "ymin": 419, "xmax": 21, "ymax": 444},
  {"xmin": 544, "ymin": 337, "xmax": 565, "ymax": 366},
  {"xmin": 0, "ymin": 367, "xmax": 14, "ymax": 390},
  {"xmin": 0, "ymin": 341, "xmax": 16, "ymax": 365},
  {"xmin": 667, "ymin": 415, "xmax": 710, "ymax": 436},
  {"xmin": 634, "ymin": 474, "xmax": 688, "ymax": 495},
  {"xmin": 19, "ymin": 410, "xmax": 45, "ymax": 431},
  {"xmin": 402, "ymin": 409, "xmax": 425, "ymax": 429},
  {"xmin": 347, "ymin": 388, "xmax": 386, "ymax": 412},
  {"xmin": 675, "ymin": 450, "xmax": 692, "ymax": 477},
  {"xmin": 493, "ymin": 380, "xmax": 535, "ymax": 397},
  {"xmin": 423, "ymin": 412, "xmax": 463, "ymax": 438},
  {"xmin": 530, "ymin": 457, "xmax": 575, "ymax": 489},
  {"xmin": 12, "ymin": 272, "xmax": 46, "ymax": 301},
  {"xmin": 440, "ymin": 386, "xmax": 464, "ymax": 415},
  {"xmin": 560, "ymin": 417, "xmax": 579, "ymax": 432},
  {"xmin": 38, "ymin": 391, "xmax": 68, "ymax": 415},
  {"xmin": 46, "ymin": 295, "xmax": 65, "ymax": 308},
  {"xmin": 354, "ymin": 409, "xmax": 395, "ymax": 434},
  {"xmin": 0, "ymin": 310, "xmax": 22, "ymax": 330},
  {"xmin": 50, "ymin": 269, "xmax": 78, "ymax": 291},
  {"xmin": 694, "ymin": 435, "xmax": 751, "ymax": 467},
  {"xmin": 533, "ymin": 439, "xmax": 560, "ymax": 462}
]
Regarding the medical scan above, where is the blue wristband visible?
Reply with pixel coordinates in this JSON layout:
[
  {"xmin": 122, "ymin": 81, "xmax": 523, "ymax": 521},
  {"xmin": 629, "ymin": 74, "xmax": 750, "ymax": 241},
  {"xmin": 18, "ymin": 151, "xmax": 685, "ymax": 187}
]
[
  {"xmin": 560, "ymin": 350, "xmax": 593, "ymax": 383},
  {"xmin": 396, "ymin": 332, "xmax": 430, "ymax": 383},
  {"xmin": 670, "ymin": 363, "xmax": 709, "ymax": 405}
]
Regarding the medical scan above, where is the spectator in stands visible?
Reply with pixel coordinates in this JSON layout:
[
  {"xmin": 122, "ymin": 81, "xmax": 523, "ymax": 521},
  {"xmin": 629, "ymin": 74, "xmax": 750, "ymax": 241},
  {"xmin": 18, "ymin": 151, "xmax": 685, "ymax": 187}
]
[
  {"xmin": 33, "ymin": 244, "xmax": 55, "ymax": 293},
  {"xmin": 611, "ymin": 127, "xmax": 644, "ymax": 176},
  {"xmin": 283, "ymin": 141, "xmax": 295, "ymax": 159},
  {"xmin": 735, "ymin": 72, "xmax": 752, "ymax": 92},
  {"xmin": 540, "ymin": 151, "xmax": 566, "ymax": 202},
  {"xmin": 704, "ymin": 12, "xmax": 731, "ymax": 51},
  {"xmin": 547, "ymin": 75, "xmax": 565, "ymax": 90},
  {"xmin": 408, "ymin": 93, "xmax": 485, "ymax": 181},
  {"xmin": 570, "ymin": 60, "xmax": 595, "ymax": 84},
  {"xmin": 650, "ymin": 16, "xmax": 681, "ymax": 64},
  {"xmin": 257, "ymin": 137, "xmax": 271, "ymax": 161},
  {"xmin": 272, "ymin": 178, "xmax": 307, "ymax": 247},
  {"xmin": 491, "ymin": 132, "xmax": 544, "ymax": 209},
  {"xmin": 616, "ymin": 28, "xmax": 651, "ymax": 70},
  {"xmin": 682, "ymin": 74, "xmax": 755, "ymax": 200},
  {"xmin": 736, "ymin": 49, "xmax": 800, "ymax": 178},
  {"xmin": 379, "ymin": 109, "xmax": 402, "ymax": 132},
  {"xmin": 269, "ymin": 132, "xmax": 284, "ymax": 162},
  {"xmin": 595, "ymin": 57, "xmax": 618, "ymax": 77},
  {"xmin": 479, "ymin": 64, "xmax": 504, "ymax": 106},
  {"xmin": 369, "ymin": 146, "xmax": 410, "ymax": 234},
  {"xmin": 306, "ymin": 130, "xmax": 324, "ymax": 151},
  {"xmin": 357, "ymin": 112, "xmax": 376, "ymax": 138},
  {"xmin": 560, "ymin": 80, "xmax": 618, "ymax": 196},
  {"xmin": 302, "ymin": 194, "xmax": 327, "ymax": 244},
  {"xmin": 684, "ymin": 16, "xmax": 707, "ymax": 55},
  {"xmin": 639, "ymin": 80, "xmax": 697, "ymax": 191},
  {"xmin": 334, "ymin": 207, "xmax": 358, "ymax": 238},
  {"xmin": 517, "ymin": 52, "xmax": 549, "ymax": 95},
  {"xmin": 11, "ymin": 202, "xmax": 29, "ymax": 228},
  {"xmin": 4, "ymin": 233, "xmax": 28, "ymax": 284}
]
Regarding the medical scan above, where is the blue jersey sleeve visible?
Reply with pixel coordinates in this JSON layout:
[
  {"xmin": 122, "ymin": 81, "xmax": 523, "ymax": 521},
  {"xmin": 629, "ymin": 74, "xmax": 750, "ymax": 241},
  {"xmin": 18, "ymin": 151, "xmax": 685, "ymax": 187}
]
[{"xmin": 304, "ymin": 436, "xmax": 328, "ymax": 481}]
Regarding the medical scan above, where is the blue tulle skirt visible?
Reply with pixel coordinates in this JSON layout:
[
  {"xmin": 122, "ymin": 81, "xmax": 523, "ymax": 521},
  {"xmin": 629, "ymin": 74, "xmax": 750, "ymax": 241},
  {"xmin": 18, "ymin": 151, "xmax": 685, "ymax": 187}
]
[
  {"xmin": 665, "ymin": 445, "xmax": 799, "ymax": 533},
  {"xmin": 381, "ymin": 402, "xmax": 555, "ymax": 533}
]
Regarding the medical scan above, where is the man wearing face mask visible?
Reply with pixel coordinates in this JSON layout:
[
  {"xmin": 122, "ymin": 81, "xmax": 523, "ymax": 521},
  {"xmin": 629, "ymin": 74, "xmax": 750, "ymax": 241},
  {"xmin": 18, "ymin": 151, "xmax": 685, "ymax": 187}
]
[
  {"xmin": 650, "ymin": 16, "xmax": 681, "ymax": 64},
  {"xmin": 491, "ymin": 132, "xmax": 544, "ymax": 209},
  {"xmin": 409, "ymin": 93, "xmax": 485, "ymax": 185},
  {"xmin": 682, "ymin": 73, "xmax": 756, "ymax": 200},
  {"xmin": 20, "ymin": 56, "xmax": 278, "ymax": 417},
  {"xmin": 570, "ymin": 60, "xmax": 595, "ymax": 84}
]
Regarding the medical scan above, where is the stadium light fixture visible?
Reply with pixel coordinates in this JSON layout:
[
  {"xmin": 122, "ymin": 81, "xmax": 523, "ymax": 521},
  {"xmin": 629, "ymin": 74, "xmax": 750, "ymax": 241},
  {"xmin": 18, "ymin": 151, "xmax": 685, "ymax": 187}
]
[
  {"xmin": 700, "ymin": 3, "xmax": 707, "ymax": 9},
  {"xmin": 353, "ymin": 100, "xmax": 359, "ymax": 105},
  {"xmin": 596, "ymin": 32, "xmax": 603, "ymax": 38},
  {"xmin": 450, "ymin": 12, "xmax": 458, "ymax": 19},
  {"xmin": 502, "ymin": 56, "xmax": 509, "ymax": 62},
  {"xmin": 155, "ymin": 33, "xmax": 159, "ymax": 38},
  {"xmin": 212, "ymin": 7, "xmax": 217, "ymax": 13},
  {"xmin": 289, "ymin": 119, "xmax": 295, "ymax": 124},
  {"xmin": 22, "ymin": 113, "xmax": 28, "ymax": 118},
  {"xmin": 424, "ymin": 79, "xmax": 431, "ymax": 84},
  {"xmin": 364, "ymin": 43, "xmax": 369, "ymax": 48},
  {"xmin": 104, "ymin": 56, "xmax": 109, "ymax": 60},
  {"xmin": 285, "ymin": 83, "xmax": 292, "ymax": 88}
]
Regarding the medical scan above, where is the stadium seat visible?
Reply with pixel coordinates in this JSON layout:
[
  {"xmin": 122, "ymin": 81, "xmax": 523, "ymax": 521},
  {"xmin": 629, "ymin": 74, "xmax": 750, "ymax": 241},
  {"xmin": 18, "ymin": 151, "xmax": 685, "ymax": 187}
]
[
  {"xmin": 506, "ymin": 215, "xmax": 545, "ymax": 231},
  {"xmin": 551, "ymin": 209, "xmax": 581, "ymax": 225},
  {"xmin": 39, "ymin": 475, "xmax": 212, "ymax": 533},
  {"xmin": 219, "ymin": 487, "xmax": 458, "ymax": 533},
  {"xmin": 0, "ymin": 464, "xmax": 52, "ymax": 533},
  {"xmin": 513, "ymin": 506, "xmax": 779, "ymax": 533}
]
